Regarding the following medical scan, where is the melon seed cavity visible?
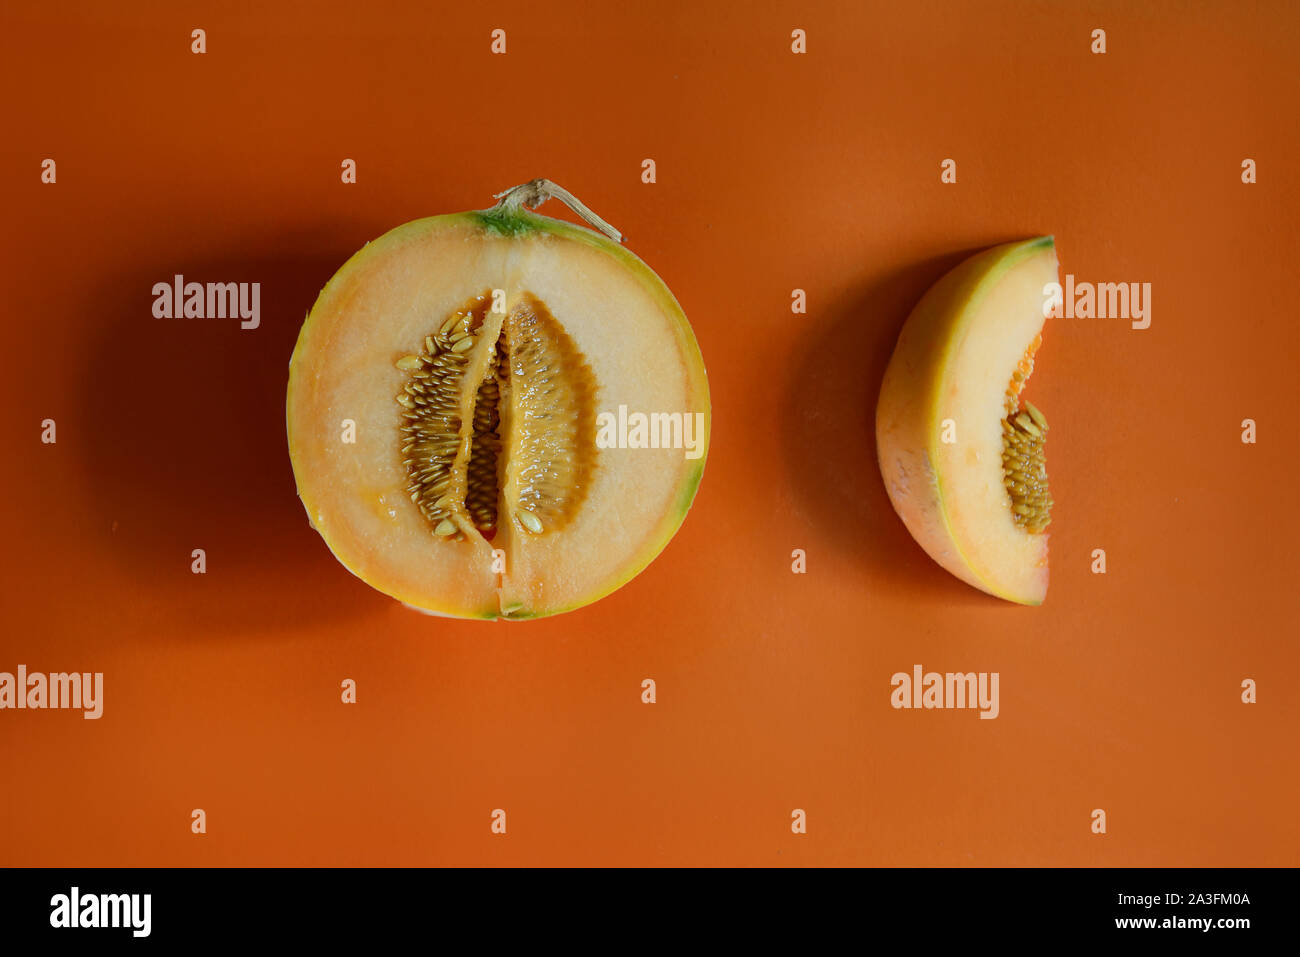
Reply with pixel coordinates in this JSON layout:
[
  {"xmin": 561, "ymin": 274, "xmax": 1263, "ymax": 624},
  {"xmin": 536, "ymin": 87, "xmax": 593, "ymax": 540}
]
[
  {"xmin": 395, "ymin": 290, "xmax": 598, "ymax": 543},
  {"xmin": 1000, "ymin": 336, "xmax": 1052, "ymax": 533}
]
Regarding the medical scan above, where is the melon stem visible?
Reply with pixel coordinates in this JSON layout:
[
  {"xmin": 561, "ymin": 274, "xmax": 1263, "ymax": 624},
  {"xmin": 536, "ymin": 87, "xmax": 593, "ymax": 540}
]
[{"xmin": 490, "ymin": 179, "xmax": 624, "ymax": 244}]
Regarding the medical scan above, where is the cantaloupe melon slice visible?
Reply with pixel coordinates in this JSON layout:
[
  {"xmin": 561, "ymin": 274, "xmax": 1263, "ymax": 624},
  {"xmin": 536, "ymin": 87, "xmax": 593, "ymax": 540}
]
[
  {"xmin": 287, "ymin": 181, "xmax": 710, "ymax": 619},
  {"xmin": 876, "ymin": 237, "xmax": 1058, "ymax": 604}
]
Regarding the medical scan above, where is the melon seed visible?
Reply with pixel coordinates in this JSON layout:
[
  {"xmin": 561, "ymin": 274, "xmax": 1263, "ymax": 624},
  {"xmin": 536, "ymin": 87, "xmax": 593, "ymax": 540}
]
[
  {"xmin": 1013, "ymin": 412, "xmax": 1040, "ymax": 438},
  {"xmin": 396, "ymin": 355, "xmax": 423, "ymax": 371},
  {"xmin": 434, "ymin": 519, "xmax": 457, "ymax": 536},
  {"xmin": 517, "ymin": 508, "xmax": 543, "ymax": 534},
  {"xmin": 451, "ymin": 336, "xmax": 475, "ymax": 353}
]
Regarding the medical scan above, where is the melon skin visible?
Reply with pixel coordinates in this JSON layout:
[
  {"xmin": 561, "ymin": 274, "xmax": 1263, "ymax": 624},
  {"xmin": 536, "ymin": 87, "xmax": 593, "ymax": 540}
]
[
  {"xmin": 875, "ymin": 237, "xmax": 1057, "ymax": 605},
  {"xmin": 287, "ymin": 203, "xmax": 710, "ymax": 620}
]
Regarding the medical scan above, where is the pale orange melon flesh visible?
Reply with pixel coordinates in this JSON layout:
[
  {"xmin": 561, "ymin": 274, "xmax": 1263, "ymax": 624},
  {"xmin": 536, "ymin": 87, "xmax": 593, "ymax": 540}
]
[
  {"xmin": 287, "ymin": 190, "xmax": 710, "ymax": 619},
  {"xmin": 876, "ymin": 237, "xmax": 1058, "ymax": 604}
]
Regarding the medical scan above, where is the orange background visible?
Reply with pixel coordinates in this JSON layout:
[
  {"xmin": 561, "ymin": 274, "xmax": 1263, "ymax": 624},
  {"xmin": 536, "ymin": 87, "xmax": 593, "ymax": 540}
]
[{"xmin": 2, "ymin": 1, "xmax": 1297, "ymax": 866}]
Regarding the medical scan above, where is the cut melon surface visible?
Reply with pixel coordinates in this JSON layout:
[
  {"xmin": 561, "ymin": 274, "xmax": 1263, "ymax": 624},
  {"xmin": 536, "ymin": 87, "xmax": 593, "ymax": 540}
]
[
  {"xmin": 876, "ymin": 237, "xmax": 1058, "ymax": 604},
  {"xmin": 287, "ymin": 182, "xmax": 710, "ymax": 619}
]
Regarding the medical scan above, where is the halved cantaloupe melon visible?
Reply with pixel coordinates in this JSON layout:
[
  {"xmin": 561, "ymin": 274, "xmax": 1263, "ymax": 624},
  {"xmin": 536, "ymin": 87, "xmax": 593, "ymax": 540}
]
[
  {"xmin": 287, "ymin": 180, "xmax": 710, "ymax": 619},
  {"xmin": 876, "ymin": 237, "xmax": 1058, "ymax": 604}
]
